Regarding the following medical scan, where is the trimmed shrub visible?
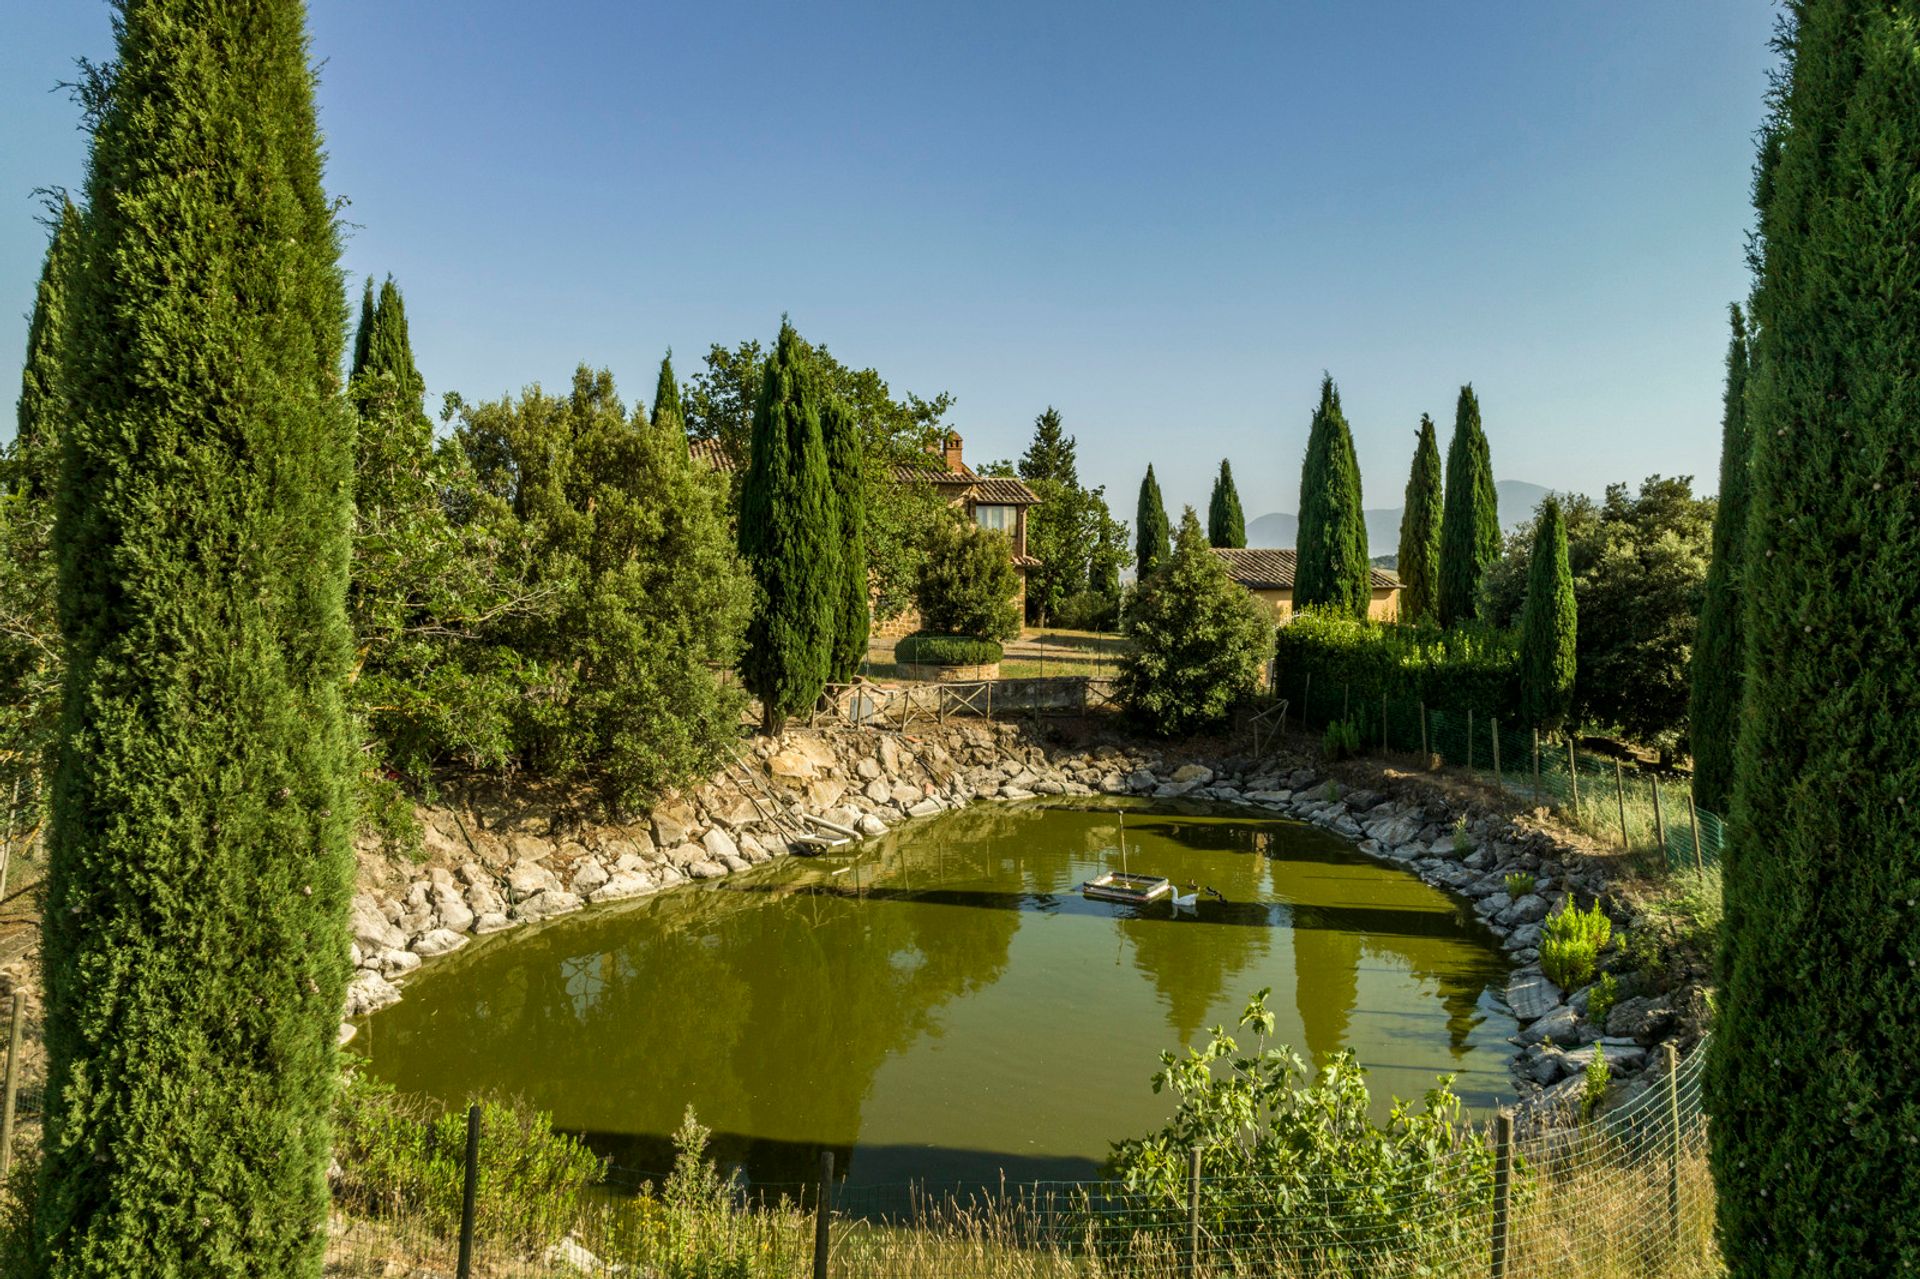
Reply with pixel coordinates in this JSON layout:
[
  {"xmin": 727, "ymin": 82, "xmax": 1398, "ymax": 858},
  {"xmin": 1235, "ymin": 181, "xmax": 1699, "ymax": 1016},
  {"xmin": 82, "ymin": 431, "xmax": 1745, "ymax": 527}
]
[
  {"xmin": 915, "ymin": 516, "xmax": 1022, "ymax": 641},
  {"xmin": 1540, "ymin": 900, "xmax": 1613, "ymax": 990},
  {"xmin": 895, "ymin": 633, "xmax": 1004, "ymax": 667},
  {"xmin": 1273, "ymin": 609, "xmax": 1520, "ymax": 728}
]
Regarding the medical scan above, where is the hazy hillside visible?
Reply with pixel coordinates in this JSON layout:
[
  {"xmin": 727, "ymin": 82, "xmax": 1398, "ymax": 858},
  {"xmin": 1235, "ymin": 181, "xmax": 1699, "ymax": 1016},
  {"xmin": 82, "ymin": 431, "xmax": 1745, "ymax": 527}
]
[{"xmin": 1246, "ymin": 480, "xmax": 1555, "ymax": 549}]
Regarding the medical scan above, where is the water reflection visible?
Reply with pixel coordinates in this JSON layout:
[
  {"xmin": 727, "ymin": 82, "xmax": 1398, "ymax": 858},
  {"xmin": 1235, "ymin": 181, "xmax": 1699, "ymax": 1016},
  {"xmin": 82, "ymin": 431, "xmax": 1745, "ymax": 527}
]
[{"xmin": 357, "ymin": 800, "xmax": 1513, "ymax": 1189}]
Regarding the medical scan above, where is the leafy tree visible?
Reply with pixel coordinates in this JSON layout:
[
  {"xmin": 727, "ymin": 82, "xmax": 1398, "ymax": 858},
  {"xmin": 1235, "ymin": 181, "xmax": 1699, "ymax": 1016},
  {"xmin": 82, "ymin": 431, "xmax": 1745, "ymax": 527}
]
[
  {"xmin": 1117, "ymin": 509, "xmax": 1275, "ymax": 736},
  {"xmin": 456, "ymin": 367, "xmax": 749, "ymax": 802},
  {"xmin": 651, "ymin": 348, "xmax": 684, "ymax": 433},
  {"xmin": 1207, "ymin": 459, "xmax": 1247, "ymax": 548},
  {"xmin": 685, "ymin": 335, "xmax": 947, "ymax": 620},
  {"xmin": 1437, "ymin": 384, "xmax": 1498, "ymax": 627},
  {"xmin": 1134, "ymin": 465, "xmax": 1171, "ymax": 577},
  {"xmin": 1709, "ymin": 5, "xmax": 1920, "ymax": 1273},
  {"xmin": 37, "ymin": 0, "xmax": 356, "ymax": 1269},
  {"xmin": 914, "ymin": 515, "xmax": 1021, "ymax": 641},
  {"xmin": 821, "ymin": 395, "xmax": 869, "ymax": 682},
  {"xmin": 1293, "ymin": 375, "xmax": 1370, "ymax": 616},
  {"xmin": 1017, "ymin": 405, "xmax": 1077, "ymax": 485},
  {"xmin": 737, "ymin": 324, "xmax": 839, "ymax": 731},
  {"xmin": 1395, "ymin": 414, "xmax": 1443, "ymax": 624},
  {"xmin": 1688, "ymin": 304, "xmax": 1751, "ymax": 811},
  {"xmin": 1517, "ymin": 496, "xmax": 1577, "ymax": 732}
]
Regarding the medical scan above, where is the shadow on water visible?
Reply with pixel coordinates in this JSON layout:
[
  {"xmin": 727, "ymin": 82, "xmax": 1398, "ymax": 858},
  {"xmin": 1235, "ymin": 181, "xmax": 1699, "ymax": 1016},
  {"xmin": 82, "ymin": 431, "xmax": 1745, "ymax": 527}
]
[{"xmin": 355, "ymin": 800, "xmax": 1516, "ymax": 1193}]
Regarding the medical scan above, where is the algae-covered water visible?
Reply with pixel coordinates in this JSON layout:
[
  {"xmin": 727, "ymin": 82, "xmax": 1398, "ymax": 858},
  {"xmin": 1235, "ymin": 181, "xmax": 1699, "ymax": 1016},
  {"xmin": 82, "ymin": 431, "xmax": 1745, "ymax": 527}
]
[{"xmin": 355, "ymin": 800, "xmax": 1514, "ymax": 1190}]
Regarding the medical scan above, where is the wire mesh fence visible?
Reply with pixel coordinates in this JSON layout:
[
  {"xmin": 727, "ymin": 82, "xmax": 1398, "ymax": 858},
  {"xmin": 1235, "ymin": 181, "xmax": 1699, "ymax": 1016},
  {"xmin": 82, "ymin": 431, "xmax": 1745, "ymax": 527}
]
[
  {"xmin": 1282, "ymin": 672, "xmax": 1724, "ymax": 877},
  {"xmin": 314, "ymin": 1040, "xmax": 1721, "ymax": 1279}
]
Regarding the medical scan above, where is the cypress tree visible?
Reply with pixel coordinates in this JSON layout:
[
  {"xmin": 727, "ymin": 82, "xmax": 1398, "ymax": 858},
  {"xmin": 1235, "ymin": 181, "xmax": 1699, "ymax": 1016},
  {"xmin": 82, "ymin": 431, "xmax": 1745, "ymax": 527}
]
[
  {"xmin": 651, "ymin": 348, "xmax": 684, "ymax": 434},
  {"xmin": 738, "ymin": 322, "xmax": 839, "ymax": 732},
  {"xmin": 349, "ymin": 275, "xmax": 375, "ymax": 383},
  {"xmin": 1018, "ymin": 406, "xmax": 1078, "ymax": 485},
  {"xmin": 1206, "ymin": 459, "xmax": 1246, "ymax": 548},
  {"xmin": 1436, "ymin": 384, "xmax": 1499, "ymax": 627},
  {"xmin": 1687, "ymin": 304, "xmax": 1751, "ymax": 813},
  {"xmin": 1293, "ymin": 375, "xmax": 1370, "ymax": 616},
  {"xmin": 1134, "ymin": 465, "xmax": 1171, "ymax": 577},
  {"xmin": 1517, "ymin": 497, "xmax": 1576, "ymax": 732},
  {"xmin": 350, "ymin": 277, "xmax": 429, "ymax": 442},
  {"xmin": 821, "ymin": 394, "xmax": 869, "ymax": 683},
  {"xmin": 1395, "ymin": 414, "xmax": 1443, "ymax": 625},
  {"xmin": 38, "ymin": 0, "xmax": 355, "ymax": 1272},
  {"xmin": 1708, "ymin": 5, "xmax": 1920, "ymax": 1273},
  {"xmin": 13, "ymin": 199, "xmax": 82, "ymax": 501}
]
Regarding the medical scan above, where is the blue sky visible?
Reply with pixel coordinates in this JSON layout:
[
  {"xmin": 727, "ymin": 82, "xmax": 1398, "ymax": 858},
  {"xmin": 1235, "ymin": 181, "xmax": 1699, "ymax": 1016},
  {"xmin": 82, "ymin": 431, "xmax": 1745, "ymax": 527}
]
[{"xmin": 4, "ymin": 1, "xmax": 1775, "ymax": 526}]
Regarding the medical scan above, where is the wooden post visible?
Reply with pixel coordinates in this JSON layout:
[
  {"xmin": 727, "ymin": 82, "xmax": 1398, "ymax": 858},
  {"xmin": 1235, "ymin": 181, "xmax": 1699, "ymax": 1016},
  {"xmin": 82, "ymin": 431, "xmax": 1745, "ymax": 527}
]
[
  {"xmin": 1491, "ymin": 718, "xmax": 1502, "ymax": 792},
  {"xmin": 1686, "ymin": 791, "xmax": 1705, "ymax": 874},
  {"xmin": 1343, "ymin": 682, "xmax": 1350, "ymax": 723},
  {"xmin": 1663, "ymin": 1043, "xmax": 1682, "ymax": 1245},
  {"xmin": 1490, "ymin": 1108, "xmax": 1514, "ymax": 1279},
  {"xmin": 1614, "ymin": 761, "xmax": 1629, "ymax": 851},
  {"xmin": 1188, "ymin": 1145, "xmax": 1203, "ymax": 1276},
  {"xmin": 1381, "ymin": 692, "xmax": 1388, "ymax": 753},
  {"xmin": 0, "ymin": 994, "xmax": 22, "ymax": 1182},
  {"xmin": 1532, "ymin": 729, "xmax": 1542, "ymax": 805},
  {"xmin": 455, "ymin": 1103, "xmax": 481, "ymax": 1279},
  {"xmin": 1567, "ymin": 738, "xmax": 1580, "ymax": 816},
  {"xmin": 1303, "ymin": 672, "xmax": 1312, "ymax": 727},
  {"xmin": 1651, "ymin": 774, "xmax": 1668, "ymax": 865},
  {"xmin": 1467, "ymin": 708, "xmax": 1474, "ymax": 772},
  {"xmin": 1419, "ymin": 701, "xmax": 1429, "ymax": 765},
  {"xmin": 814, "ymin": 1150, "xmax": 834, "ymax": 1279}
]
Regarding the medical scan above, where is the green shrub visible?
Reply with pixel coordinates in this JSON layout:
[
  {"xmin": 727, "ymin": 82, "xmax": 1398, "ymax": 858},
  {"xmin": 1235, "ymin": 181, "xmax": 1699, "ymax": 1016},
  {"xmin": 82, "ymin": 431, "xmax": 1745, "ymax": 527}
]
[
  {"xmin": 1504, "ymin": 871, "xmax": 1536, "ymax": 898},
  {"xmin": 1110, "ymin": 989, "xmax": 1495, "ymax": 1271},
  {"xmin": 331, "ymin": 1062, "xmax": 605, "ymax": 1253},
  {"xmin": 1274, "ymin": 608, "xmax": 1520, "ymax": 729},
  {"xmin": 1587, "ymin": 971, "xmax": 1619, "ymax": 1026},
  {"xmin": 1322, "ymin": 717, "xmax": 1362, "ymax": 760},
  {"xmin": 915, "ymin": 516, "xmax": 1022, "ymax": 641},
  {"xmin": 1540, "ymin": 899, "xmax": 1613, "ymax": 990},
  {"xmin": 1451, "ymin": 817, "xmax": 1473, "ymax": 855},
  {"xmin": 1582, "ymin": 1044, "xmax": 1609, "ymax": 1119},
  {"xmin": 1052, "ymin": 589, "xmax": 1120, "ymax": 632},
  {"xmin": 894, "ymin": 632, "xmax": 1004, "ymax": 667}
]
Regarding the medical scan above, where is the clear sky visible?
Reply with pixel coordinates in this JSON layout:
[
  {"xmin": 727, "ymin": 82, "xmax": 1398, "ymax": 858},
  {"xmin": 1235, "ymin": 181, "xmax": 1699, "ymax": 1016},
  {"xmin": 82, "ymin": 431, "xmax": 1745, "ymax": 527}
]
[{"xmin": 4, "ymin": 1, "xmax": 1776, "ymax": 525}]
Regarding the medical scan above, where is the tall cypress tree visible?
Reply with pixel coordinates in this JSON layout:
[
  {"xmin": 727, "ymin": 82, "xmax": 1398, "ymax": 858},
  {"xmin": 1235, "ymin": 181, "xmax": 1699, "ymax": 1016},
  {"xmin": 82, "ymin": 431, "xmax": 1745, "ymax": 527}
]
[
  {"xmin": 738, "ymin": 322, "xmax": 839, "ymax": 732},
  {"xmin": 14, "ymin": 200, "xmax": 82, "ymax": 501},
  {"xmin": 1436, "ymin": 384, "xmax": 1498, "ymax": 627},
  {"xmin": 349, "ymin": 275, "xmax": 375, "ymax": 383},
  {"xmin": 821, "ymin": 394, "xmax": 869, "ymax": 682},
  {"xmin": 1708, "ymin": 5, "xmax": 1920, "ymax": 1273},
  {"xmin": 38, "ymin": 0, "xmax": 355, "ymax": 1272},
  {"xmin": 349, "ymin": 277, "xmax": 429, "ymax": 439},
  {"xmin": 1517, "ymin": 496, "xmax": 1577, "ymax": 731},
  {"xmin": 1687, "ymin": 304, "xmax": 1751, "ymax": 813},
  {"xmin": 651, "ymin": 349, "xmax": 684, "ymax": 434},
  {"xmin": 1207, "ymin": 459, "xmax": 1246, "ymax": 548},
  {"xmin": 1395, "ymin": 414, "xmax": 1443, "ymax": 625},
  {"xmin": 1134, "ymin": 465, "xmax": 1171, "ymax": 578},
  {"xmin": 1293, "ymin": 375, "xmax": 1370, "ymax": 616}
]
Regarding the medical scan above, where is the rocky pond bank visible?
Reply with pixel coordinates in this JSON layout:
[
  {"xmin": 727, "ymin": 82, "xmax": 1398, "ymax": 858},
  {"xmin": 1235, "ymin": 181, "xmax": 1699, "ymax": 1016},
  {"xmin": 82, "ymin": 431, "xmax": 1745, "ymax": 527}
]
[{"xmin": 348, "ymin": 718, "xmax": 1706, "ymax": 1119}]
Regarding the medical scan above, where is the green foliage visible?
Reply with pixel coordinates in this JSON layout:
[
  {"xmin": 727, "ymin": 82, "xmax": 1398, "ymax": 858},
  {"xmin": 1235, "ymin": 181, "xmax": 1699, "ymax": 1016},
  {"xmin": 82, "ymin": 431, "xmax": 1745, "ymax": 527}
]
[
  {"xmin": 1015, "ymin": 409, "xmax": 1129, "ymax": 624},
  {"xmin": 894, "ymin": 633, "xmax": 1005, "ymax": 667},
  {"xmin": 1504, "ymin": 871, "xmax": 1537, "ymax": 898},
  {"xmin": 1518, "ymin": 496, "xmax": 1578, "ymax": 731},
  {"xmin": 1272, "ymin": 609, "xmax": 1520, "ymax": 727},
  {"xmin": 1395, "ymin": 414, "xmax": 1444, "ymax": 624},
  {"xmin": 1117, "ymin": 510, "xmax": 1274, "ymax": 736},
  {"xmin": 914, "ymin": 516, "xmax": 1022, "ymax": 642},
  {"xmin": 1133, "ymin": 465, "xmax": 1171, "ymax": 577},
  {"xmin": 38, "ymin": 0, "xmax": 356, "ymax": 1268},
  {"xmin": 1109, "ymin": 989, "xmax": 1495, "ymax": 1271},
  {"xmin": 1322, "ymin": 717, "xmax": 1362, "ymax": 760},
  {"xmin": 651, "ymin": 348, "xmax": 685, "ymax": 434},
  {"xmin": 1688, "ymin": 305, "xmax": 1750, "ymax": 811},
  {"xmin": 1587, "ymin": 972, "xmax": 1620, "ymax": 1027},
  {"xmin": 821, "ymin": 395, "xmax": 870, "ymax": 682},
  {"xmin": 1018, "ymin": 405, "xmax": 1077, "ymax": 485},
  {"xmin": 738, "ymin": 323, "xmax": 839, "ymax": 731},
  {"xmin": 331, "ymin": 1065, "xmax": 604, "ymax": 1254},
  {"xmin": 684, "ymin": 334, "xmax": 950, "ymax": 621},
  {"xmin": 1481, "ymin": 478, "xmax": 1713, "ymax": 755},
  {"xmin": 1582, "ymin": 1044, "xmax": 1609, "ymax": 1120},
  {"xmin": 1437, "ymin": 384, "xmax": 1499, "ymax": 628},
  {"xmin": 1451, "ymin": 818, "xmax": 1473, "ymax": 855},
  {"xmin": 1293, "ymin": 375, "xmax": 1371, "ymax": 616},
  {"xmin": 1206, "ymin": 458, "xmax": 1246, "ymax": 548},
  {"xmin": 1051, "ymin": 589, "xmax": 1121, "ymax": 632},
  {"xmin": 1540, "ymin": 900, "xmax": 1613, "ymax": 990}
]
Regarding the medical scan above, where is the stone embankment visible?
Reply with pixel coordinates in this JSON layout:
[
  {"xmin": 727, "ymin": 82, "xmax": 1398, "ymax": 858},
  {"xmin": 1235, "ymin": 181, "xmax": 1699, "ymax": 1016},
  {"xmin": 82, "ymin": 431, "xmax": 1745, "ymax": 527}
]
[{"xmin": 346, "ymin": 719, "xmax": 1693, "ymax": 1115}]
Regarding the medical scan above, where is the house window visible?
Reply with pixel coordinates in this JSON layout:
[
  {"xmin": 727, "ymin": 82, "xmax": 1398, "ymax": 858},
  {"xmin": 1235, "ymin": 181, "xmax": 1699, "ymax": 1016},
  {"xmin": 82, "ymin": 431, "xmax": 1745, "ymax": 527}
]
[{"xmin": 974, "ymin": 504, "xmax": 1015, "ymax": 533}]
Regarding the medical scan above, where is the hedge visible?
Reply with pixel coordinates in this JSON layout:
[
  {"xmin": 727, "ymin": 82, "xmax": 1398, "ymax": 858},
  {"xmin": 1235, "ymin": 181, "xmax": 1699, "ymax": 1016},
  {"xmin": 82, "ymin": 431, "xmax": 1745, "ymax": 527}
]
[
  {"xmin": 1273, "ymin": 610, "xmax": 1520, "ymax": 728},
  {"xmin": 895, "ymin": 632, "xmax": 1004, "ymax": 667}
]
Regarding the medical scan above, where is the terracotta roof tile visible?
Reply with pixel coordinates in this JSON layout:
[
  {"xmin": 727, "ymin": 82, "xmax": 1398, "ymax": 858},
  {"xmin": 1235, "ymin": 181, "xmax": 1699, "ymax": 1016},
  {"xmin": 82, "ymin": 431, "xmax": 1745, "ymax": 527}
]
[
  {"xmin": 967, "ymin": 477, "xmax": 1041, "ymax": 506},
  {"xmin": 1208, "ymin": 547, "xmax": 1401, "ymax": 591}
]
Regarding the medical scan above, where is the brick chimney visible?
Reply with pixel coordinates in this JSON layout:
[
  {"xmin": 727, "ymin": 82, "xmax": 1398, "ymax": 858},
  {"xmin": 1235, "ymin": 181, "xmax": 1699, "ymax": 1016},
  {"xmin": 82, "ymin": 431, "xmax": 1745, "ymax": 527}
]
[{"xmin": 941, "ymin": 430, "xmax": 965, "ymax": 472}]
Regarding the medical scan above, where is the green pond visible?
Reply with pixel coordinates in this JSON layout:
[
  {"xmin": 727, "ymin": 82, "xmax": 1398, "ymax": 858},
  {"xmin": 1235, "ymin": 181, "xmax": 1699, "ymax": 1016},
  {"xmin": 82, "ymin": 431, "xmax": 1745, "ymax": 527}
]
[{"xmin": 355, "ymin": 800, "xmax": 1515, "ymax": 1191}]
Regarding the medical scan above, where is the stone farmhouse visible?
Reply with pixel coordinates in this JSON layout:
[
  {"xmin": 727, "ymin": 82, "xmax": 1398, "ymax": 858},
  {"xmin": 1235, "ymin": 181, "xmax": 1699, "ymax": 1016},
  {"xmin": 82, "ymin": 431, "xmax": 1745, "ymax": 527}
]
[
  {"xmin": 1207, "ymin": 547, "xmax": 1403, "ymax": 623},
  {"xmin": 689, "ymin": 430, "xmax": 1040, "ymax": 635}
]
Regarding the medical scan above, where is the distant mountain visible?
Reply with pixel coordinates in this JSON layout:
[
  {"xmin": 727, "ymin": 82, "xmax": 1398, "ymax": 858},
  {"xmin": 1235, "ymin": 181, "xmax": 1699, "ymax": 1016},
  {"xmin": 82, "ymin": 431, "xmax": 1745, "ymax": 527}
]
[{"xmin": 1246, "ymin": 480, "xmax": 1557, "ymax": 549}]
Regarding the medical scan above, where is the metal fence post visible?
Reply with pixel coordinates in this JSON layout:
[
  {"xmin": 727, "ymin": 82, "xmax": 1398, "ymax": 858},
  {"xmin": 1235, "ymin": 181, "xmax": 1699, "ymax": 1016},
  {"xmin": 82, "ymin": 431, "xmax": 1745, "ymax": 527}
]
[
  {"xmin": 1651, "ymin": 774, "xmax": 1668, "ymax": 864},
  {"xmin": 1188, "ymin": 1145, "xmax": 1202, "ymax": 1276},
  {"xmin": 1663, "ymin": 1043, "xmax": 1681, "ymax": 1245},
  {"xmin": 815, "ymin": 1150, "xmax": 834, "ymax": 1279},
  {"xmin": 1490, "ymin": 1108, "xmax": 1513, "ymax": 1279},
  {"xmin": 1491, "ymin": 718, "xmax": 1502, "ymax": 792},
  {"xmin": 1686, "ymin": 792, "xmax": 1705, "ymax": 873},
  {"xmin": 0, "ymin": 993, "xmax": 22, "ymax": 1182},
  {"xmin": 1567, "ymin": 738, "xmax": 1580, "ymax": 816},
  {"xmin": 456, "ymin": 1103, "xmax": 481, "ymax": 1279},
  {"xmin": 1614, "ymin": 761, "xmax": 1629, "ymax": 851}
]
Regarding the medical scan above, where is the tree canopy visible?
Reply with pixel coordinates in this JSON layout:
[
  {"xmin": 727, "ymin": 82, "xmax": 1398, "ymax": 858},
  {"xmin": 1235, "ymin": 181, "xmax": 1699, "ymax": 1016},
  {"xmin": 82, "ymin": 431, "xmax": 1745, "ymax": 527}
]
[
  {"xmin": 1207, "ymin": 459, "xmax": 1247, "ymax": 548},
  {"xmin": 1437, "ymin": 385, "xmax": 1498, "ymax": 628},
  {"xmin": 1395, "ymin": 415, "xmax": 1443, "ymax": 624},
  {"xmin": 1293, "ymin": 375, "xmax": 1370, "ymax": 616},
  {"xmin": 1517, "ymin": 496, "xmax": 1577, "ymax": 732},
  {"xmin": 1687, "ymin": 304, "xmax": 1750, "ymax": 812},
  {"xmin": 1134, "ymin": 465, "xmax": 1171, "ymax": 578}
]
